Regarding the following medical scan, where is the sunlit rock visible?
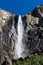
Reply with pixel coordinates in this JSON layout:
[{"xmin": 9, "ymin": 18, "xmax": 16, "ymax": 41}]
[{"xmin": 0, "ymin": 5, "xmax": 43, "ymax": 65}]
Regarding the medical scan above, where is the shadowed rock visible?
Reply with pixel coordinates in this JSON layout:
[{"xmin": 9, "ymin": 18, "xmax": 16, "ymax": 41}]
[{"xmin": 0, "ymin": 5, "xmax": 43, "ymax": 65}]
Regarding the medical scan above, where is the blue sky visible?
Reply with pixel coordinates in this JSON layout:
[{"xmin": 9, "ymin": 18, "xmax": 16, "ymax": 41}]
[{"xmin": 0, "ymin": 0, "xmax": 43, "ymax": 15}]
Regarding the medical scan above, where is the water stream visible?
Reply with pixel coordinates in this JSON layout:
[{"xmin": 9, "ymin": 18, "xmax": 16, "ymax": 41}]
[{"xmin": 15, "ymin": 15, "xmax": 24, "ymax": 59}]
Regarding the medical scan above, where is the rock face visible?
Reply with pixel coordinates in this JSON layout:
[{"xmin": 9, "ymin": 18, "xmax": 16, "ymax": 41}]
[
  {"xmin": 0, "ymin": 9, "xmax": 14, "ymax": 65},
  {"xmin": 0, "ymin": 5, "xmax": 43, "ymax": 65},
  {"xmin": 31, "ymin": 5, "xmax": 43, "ymax": 27}
]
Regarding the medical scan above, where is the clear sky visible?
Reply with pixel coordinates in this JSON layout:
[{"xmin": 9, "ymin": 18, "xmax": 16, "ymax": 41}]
[{"xmin": 0, "ymin": 0, "xmax": 43, "ymax": 15}]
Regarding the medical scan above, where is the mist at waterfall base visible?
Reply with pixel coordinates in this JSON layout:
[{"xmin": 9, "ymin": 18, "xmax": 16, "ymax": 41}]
[
  {"xmin": 14, "ymin": 15, "xmax": 25, "ymax": 59},
  {"xmin": 9, "ymin": 15, "xmax": 25, "ymax": 59}
]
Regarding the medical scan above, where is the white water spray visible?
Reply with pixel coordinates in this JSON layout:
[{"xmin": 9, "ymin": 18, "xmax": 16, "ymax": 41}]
[{"xmin": 15, "ymin": 15, "xmax": 24, "ymax": 58}]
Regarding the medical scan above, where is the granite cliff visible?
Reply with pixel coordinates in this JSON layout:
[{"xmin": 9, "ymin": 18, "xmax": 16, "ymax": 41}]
[{"xmin": 0, "ymin": 5, "xmax": 43, "ymax": 65}]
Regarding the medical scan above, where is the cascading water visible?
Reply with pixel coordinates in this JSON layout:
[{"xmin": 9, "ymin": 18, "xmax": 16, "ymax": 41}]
[{"xmin": 15, "ymin": 15, "xmax": 25, "ymax": 59}]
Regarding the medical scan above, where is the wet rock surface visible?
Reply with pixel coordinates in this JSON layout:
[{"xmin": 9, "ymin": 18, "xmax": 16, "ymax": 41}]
[{"xmin": 0, "ymin": 5, "xmax": 43, "ymax": 65}]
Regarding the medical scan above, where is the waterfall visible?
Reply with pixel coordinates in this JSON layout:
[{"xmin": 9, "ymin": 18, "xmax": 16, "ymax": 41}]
[{"xmin": 15, "ymin": 15, "xmax": 24, "ymax": 59}]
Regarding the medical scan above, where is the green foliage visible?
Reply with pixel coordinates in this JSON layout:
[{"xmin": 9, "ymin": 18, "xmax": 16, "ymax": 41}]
[{"xmin": 13, "ymin": 54, "xmax": 43, "ymax": 65}]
